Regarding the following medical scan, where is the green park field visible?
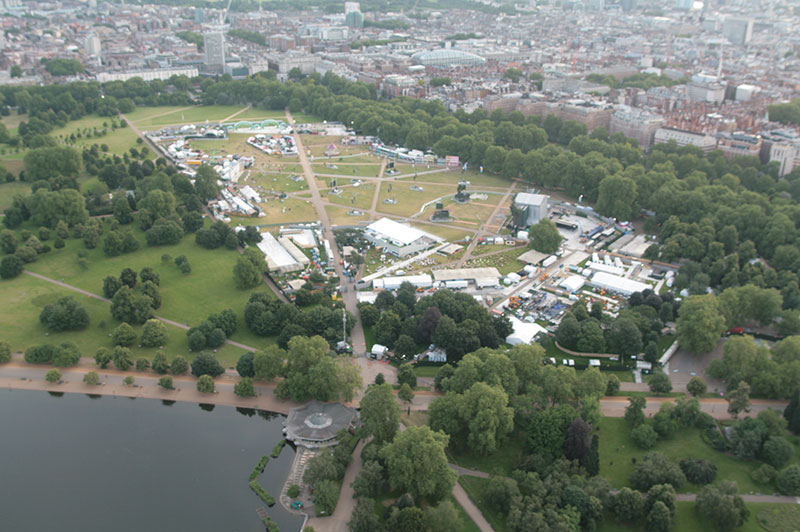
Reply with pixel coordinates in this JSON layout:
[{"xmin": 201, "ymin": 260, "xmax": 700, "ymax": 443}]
[
  {"xmin": 3, "ymin": 219, "xmax": 277, "ymax": 366},
  {"xmin": 324, "ymin": 204, "xmax": 369, "ymax": 226},
  {"xmin": 49, "ymin": 115, "xmax": 148, "ymax": 157},
  {"xmin": 323, "ymin": 183, "xmax": 376, "ymax": 211},
  {"xmin": 376, "ymin": 182, "xmax": 455, "ymax": 218},
  {"xmin": 312, "ymin": 163, "xmax": 382, "ymax": 178}
]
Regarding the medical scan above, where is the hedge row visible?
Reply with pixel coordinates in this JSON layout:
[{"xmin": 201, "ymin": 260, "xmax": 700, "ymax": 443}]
[
  {"xmin": 249, "ymin": 479, "xmax": 276, "ymax": 507},
  {"xmin": 248, "ymin": 455, "xmax": 269, "ymax": 482}
]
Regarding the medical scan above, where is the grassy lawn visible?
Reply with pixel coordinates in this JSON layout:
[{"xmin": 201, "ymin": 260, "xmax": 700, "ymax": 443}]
[
  {"xmin": 323, "ymin": 183, "xmax": 376, "ymax": 211},
  {"xmin": 448, "ymin": 436, "xmax": 525, "ymax": 477},
  {"xmin": 597, "ymin": 502, "xmax": 789, "ymax": 532},
  {"xmin": 363, "ymin": 325, "xmax": 377, "ymax": 350},
  {"xmin": 413, "ymin": 169, "xmax": 512, "ymax": 189},
  {"xmin": 376, "ymin": 183, "xmax": 454, "ymax": 217},
  {"xmin": 0, "ymin": 180, "xmax": 31, "ymax": 210},
  {"xmin": 465, "ymin": 247, "xmax": 527, "ymax": 276},
  {"xmin": 247, "ymin": 171, "xmax": 308, "ymax": 194},
  {"xmin": 409, "ymin": 222, "xmax": 473, "ymax": 242},
  {"xmin": 254, "ymin": 196, "xmax": 318, "ymax": 224},
  {"xmin": 597, "ymin": 417, "xmax": 770, "ymax": 494},
  {"xmin": 400, "ymin": 410, "xmax": 429, "ymax": 427},
  {"xmin": 659, "ymin": 333, "xmax": 676, "ymax": 354},
  {"xmin": 413, "ymin": 365, "xmax": 441, "ymax": 377},
  {"xmin": 457, "ymin": 476, "xmax": 510, "ymax": 532},
  {"xmin": 129, "ymin": 105, "xmax": 246, "ymax": 127},
  {"xmin": 1, "ymin": 109, "xmax": 27, "ymax": 133},
  {"xmin": 224, "ymin": 107, "xmax": 288, "ymax": 121},
  {"xmin": 324, "ymin": 205, "xmax": 369, "ymax": 226},
  {"xmin": 18, "ymin": 220, "xmax": 274, "ymax": 358},
  {"xmin": 287, "ymin": 112, "xmax": 321, "ymax": 124},
  {"xmin": 312, "ymin": 163, "xmax": 382, "ymax": 178},
  {"xmin": 49, "ymin": 115, "xmax": 147, "ymax": 157}
]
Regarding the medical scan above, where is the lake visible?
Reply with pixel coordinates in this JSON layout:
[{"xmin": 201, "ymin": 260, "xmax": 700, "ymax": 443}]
[{"xmin": 0, "ymin": 389, "xmax": 304, "ymax": 532}]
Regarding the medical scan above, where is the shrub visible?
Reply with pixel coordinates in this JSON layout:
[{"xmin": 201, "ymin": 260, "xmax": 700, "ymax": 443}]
[
  {"xmin": 191, "ymin": 352, "xmax": 224, "ymax": 377},
  {"xmin": 605, "ymin": 374, "xmax": 620, "ymax": 395},
  {"xmin": 249, "ymin": 480, "xmax": 276, "ymax": 506},
  {"xmin": 630, "ymin": 452, "xmax": 686, "ymax": 491},
  {"xmin": 94, "ymin": 347, "xmax": 112, "ymax": 368},
  {"xmin": 679, "ymin": 458, "xmax": 717, "ymax": 485},
  {"xmin": 123, "ymin": 376, "xmax": 135, "ymax": 386},
  {"xmin": 158, "ymin": 375, "xmax": 174, "ymax": 389},
  {"xmin": 151, "ymin": 353, "xmax": 169, "ymax": 374},
  {"xmin": 135, "ymin": 358, "xmax": 150, "ymax": 372},
  {"xmin": 45, "ymin": 369, "xmax": 61, "ymax": 383},
  {"xmin": 287, "ymin": 484, "xmax": 301, "ymax": 498},
  {"xmin": 39, "ymin": 296, "xmax": 90, "ymax": 332},
  {"xmin": 249, "ymin": 455, "xmax": 269, "ymax": 481},
  {"xmin": 83, "ymin": 371, "xmax": 100, "ymax": 385},
  {"xmin": 271, "ymin": 440, "xmax": 286, "ymax": 458},
  {"xmin": 0, "ymin": 340, "xmax": 11, "ymax": 363},
  {"xmin": 112, "ymin": 346, "xmax": 132, "ymax": 371}
]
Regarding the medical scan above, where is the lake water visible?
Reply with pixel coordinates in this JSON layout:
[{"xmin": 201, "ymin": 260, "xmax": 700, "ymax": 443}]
[{"xmin": 0, "ymin": 389, "xmax": 304, "ymax": 532}]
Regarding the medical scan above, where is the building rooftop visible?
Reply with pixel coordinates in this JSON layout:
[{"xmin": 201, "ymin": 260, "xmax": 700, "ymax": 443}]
[
  {"xmin": 284, "ymin": 401, "xmax": 359, "ymax": 448},
  {"xmin": 366, "ymin": 217, "xmax": 437, "ymax": 246},
  {"xmin": 514, "ymin": 193, "xmax": 548, "ymax": 206}
]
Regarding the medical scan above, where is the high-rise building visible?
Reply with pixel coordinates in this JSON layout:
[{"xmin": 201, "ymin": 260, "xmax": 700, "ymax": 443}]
[
  {"xmin": 204, "ymin": 32, "xmax": 226, "ymax": 72},
  {"xmin": 85, "ymin": 34, "xmax": 101, "ymax": 56},
  {"xmin": 676, "ymin": 0, "xmax": 693, "ymax": 9},
  {"xmin": 344, "ymin": 2, "xmax": 360, "ymax": 13},
  {"xmin": 621, "ymin": 0, "xmax": 637, "ymax": 12},
  {"xmin": 194, "ymin": 8, "xmax": 205, "ymax": 23},
  {"xmin": 722, "ymin": 17, "xmax": 753, "ymax": 45},
  {"xmin": 344, "ymin": 2, "xmax": 363, "ymax": 27}
]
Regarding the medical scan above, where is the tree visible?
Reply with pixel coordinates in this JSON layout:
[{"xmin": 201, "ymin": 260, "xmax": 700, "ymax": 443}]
[
  {"xmin": 606, "ymin": 374, "xmax": 621, "ymax": 395},
  {"xmin": 0, "ymin": 341, "xmax": 10, "ymax": 364},
  {"xmin": 676, "ymin": 295, "xmax": 726, "ymax": 354},
  {"xmin": 762, "ymin": 437, "xmax": 794, "ymax": 468},
  {"xmin": 777, "ymin": 464, "xmax": 800, "ymax": 495},
  {"xmin": 359, "ymin": 383, "xmax": 400, "ymax": 444},
  {"xmin": 607, "ymin": 318, "xmax": 643, "ymax": 357},
  {"xmin": 234, "ymin": 377, "xmax": 256, "ymax": 397},
  {"xmin": 253, "ymin": 346, "xmax": 284, "ymax": 382},
  {"xmin": 0, "ymin": 255, "xmax": 23, "ymax": 279},
  {"xmin": 393, "ymin": 335, "xmax": 417, "ymax": 359},
  {"xmin": 564, "ymin": 418, "xmax": 592, "ymax": 462},
  {"xmin": 140, "ymin": 319, "xmax": 168, "ymax": 347},
  {"xmin": 485, "ymin": 476, "xmax": 520, "ymax": 514},
  {"xmin": 596, "ymin": 175, "xmax": 638, "ymax": 221},
  {"xmin": 135, "ymin": 358, "xmax": 150, "ymax": 371},
  {"xmin": 696, "ymin": 482, "xmax": 750, "ymax": 532},
  {"xmin": 102, "ymin": 275, "xmax": 123, "ymax": 299},
  {"xmin": 124, "ymin": 376, "xmax": 135, "ymax": 386},
  {"xmin": 352, "ymin": 460, "xmax": 385, "ymax": 500},
  {"xmin": 397, "ymin": 364, "xmax": 417, "ymax": 388},
  {"xmin": 630, "ymin": 452, "xmax": 686, "ymax": 491},
  {"xmin": 233, "ymin": 255, "xmax": 262, "ymax": 289},
  {"xmin": 612, "ymin": 487, "xmax": 643, "ymax": 523},
  {"xmin": 111, "ymin": 286, "xmax": 153, "ymax": 325},
  {"xmin": 197, "ymin": 374, "xmax": 216, "ymax": 393},
  {"xmin": 646, "ymin": 501, "xmax": 672, "ymax": 532},
  {"xmin": 528, "ymin": 218, "xmax": 562, "ymax": 254},
  {"xmin": 39, "ymin": 296, "xmax": 89, "ymax": 332},
  {"xmin": 423, "ymin": 501, "xmax": 461, "ymax": 532},
  {"xmin": 45, "ymin": 369, "xmax": 61, "ymax": 383},
  {"xmin": 679, "ymin": 458, "xmax": 717, "ymax": 485},
  {"xmin": 83, "ymin": 371, "xmax": 100, "ymax": 385},
  {"xmin": 112, "ymin": 346, "xmax": 132, "ymax": 371},
  {"xmin": 727, "ymin": 381, "xmax": 751, "ymax": 419},
  {"xmin": 348, "ymin": 498, "xmax": 383, "ymax": 532},
  {"xmin": 460, "ymin": 382, "xmax": 514, "ymax": 455},
  {"xmin": 151, "ymin": 353, "xmax": 169, "ymax": 374},
  {"xmin": 94, "ymin": 347, "xmax": 112, "ymax": 369},
  {"xmin": 158, "ymin": 375, "xmax": 174, "ymax": 389},
  {"xmin": 191, "ymin": 352, "xmax": 225, "ymax": 377},
  {"xmin": 687, "ymin": 376, "xmax": 707, "ymax": 397},
  {"xmin": 625, "ymin": 396, "xmax": 646, "ymax": 427},
  {"xmin": 236, "ymin": 352, "xmax": 255, "ymax": 378},
  {"xmin": 380, "ymin": 426, "xmax": 457, "ymax": 503},
  {"xmin": 631, "ymin": 423, "xmax": 659, "ymax": 449},
  {"xmin": 171, "ymin": 356, "xmax": 188, "ymax": 375},
  {"xmin": 398, "ymin": 383, "xmax": 414, "ymax": 403},
  {"xmin": 649, "ymin": 371, "xmax": 672, "ymax": 394}
]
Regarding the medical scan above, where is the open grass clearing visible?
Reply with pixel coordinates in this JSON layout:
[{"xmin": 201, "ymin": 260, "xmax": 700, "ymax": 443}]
[
  {"xmin": 400, "ymin": 410, "xmax": 430, "ymax": 428},
  {"xmin": 49, "ymin": 114, "xmax": 150, "ymax": 158},
  {"xmin": 411, "ymin": 169, "xmax": 513, "ymax": 189},
  {"xmin": 448, "ymin": 436, "xmax": 525, "ymax": 477},
  {"xmin": 224, "ymin": 107, "xmax": 288, "ymax": 121},
  {"xmin": 597, "ymin": 416, "xmax": 786, "ymax": 494},
  {"xmin": 1, "ymin": 109, "xmax": 27, "ymax": 132},
  {"xmin": 124, "ymin": 105, "xmax": 194, "ymax": 124},
  {"xmin": 286, "ymin": 113, "xmax": 321, "ymax": 125},
  {"xmin": 312, "ymin": 163, "xmax": 382, "ymax": 178},
  {"xmin": 255, "ymin": 196, "xmax": 318, "ymax": 224},
  {"xmin": 376, "ymin": 183, "xmax": 454, "ymax": 218},
  {"xmin": 19, "ymin": 219, "xmax": 274, "ymax": 353},
  {"xmin": 323, "ymin": 183, "xmax": 376, "ymax": 211},
  {"xmin": 246, "ymin": 171, "xmax": 308, "ymax": 194},
  {"xmin": 412, "ymin": 365, "xmax": 441, "ymax": 378},
  {"xmin": 409, "ymin": 222, "xmax": 473, "ymax": 242},
  {"xmin": 129, "ymin": 105, "xmax": 246, "ymax": 127},
  {"xmin": 324, "ymin": 204, "xmax": 369, "ymax": 226}
]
